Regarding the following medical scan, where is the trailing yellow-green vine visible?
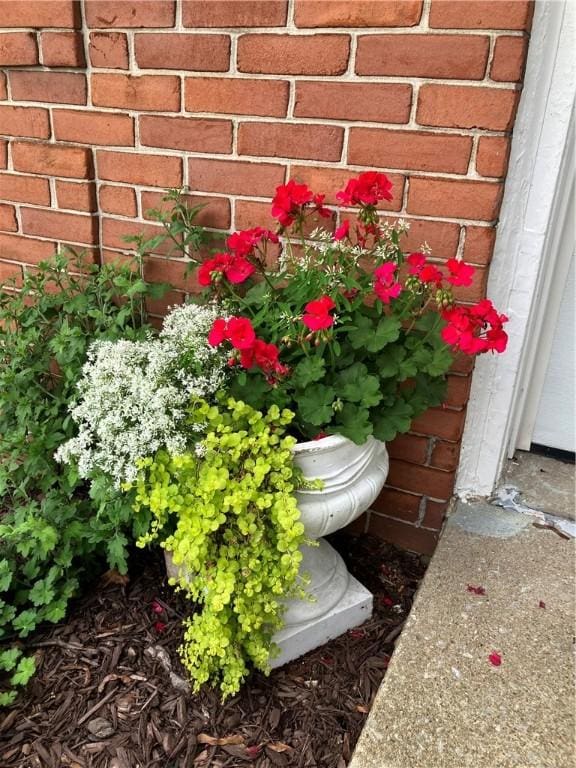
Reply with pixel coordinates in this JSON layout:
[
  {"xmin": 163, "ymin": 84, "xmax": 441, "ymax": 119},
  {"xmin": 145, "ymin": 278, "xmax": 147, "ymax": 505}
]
[{"xmin": 132, "ymin": 398, "xmax": 310, "ymax": 696}]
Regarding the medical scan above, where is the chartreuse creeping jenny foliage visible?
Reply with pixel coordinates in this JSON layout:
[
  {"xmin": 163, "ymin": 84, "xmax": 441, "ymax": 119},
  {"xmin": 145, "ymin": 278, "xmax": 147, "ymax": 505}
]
[
  {"xmin": 131, "ymin": 398, "xmax": 312, "ymax": 697},
  {"xmin": 0, "ymin": 251, "xmax": 166, "ymax": 706}
]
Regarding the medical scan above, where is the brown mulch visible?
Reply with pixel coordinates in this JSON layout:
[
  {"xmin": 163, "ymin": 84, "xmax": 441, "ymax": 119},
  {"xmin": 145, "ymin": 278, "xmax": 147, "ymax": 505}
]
[{"xmin": 0, "ymin": 534, "xmax": 427, "ymax": 768}]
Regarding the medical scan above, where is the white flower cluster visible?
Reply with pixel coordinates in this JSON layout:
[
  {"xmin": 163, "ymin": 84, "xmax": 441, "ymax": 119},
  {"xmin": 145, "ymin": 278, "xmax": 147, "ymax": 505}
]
[{"xmin": 55, "ymin": 303, "xmax": 228, "ymax": 487}]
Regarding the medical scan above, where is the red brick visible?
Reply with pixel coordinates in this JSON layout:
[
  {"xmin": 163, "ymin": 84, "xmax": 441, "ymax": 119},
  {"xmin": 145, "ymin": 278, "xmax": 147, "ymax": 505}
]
[
  {"xmin": 0, "ymin": 1, "xmax": 81, "ymax": 28},
  {"xmin": 368, "ymin": 514, "xmax": 439, "ymax": 555},
  {"xmin": 418, "ymin": 84, "xmax": 518, "ymax": 131},
  {"xmin": 388, "ymin": 433, "xmax": 429, "ymax": 465},
  {"xmin": 407, "ymin": 178, "xmax": 502, "ymax": 222},
  {"xmin": 463, "ymin": 226, "xmax": 496, "ymax": 266},
  {"xmin": 294, "ymin": 81, "xmax": 411, "ymax": 124},
  {"xmin": 103, "ymin": 236, "xmax": 190, "ymax": 283},
  {"xmin": 0, "ymin": 73, "xmax": 6, "ymax": 101},
  {"xmin": 291, "ymin": 165, "xmax": 404, "ymax": 211},
  {"xmin": 429, "ymin": 0, "xmax": 533, "ymax": 30},
  {"xmin": 238, "ymin": 122, "xmax": 343, "ymax": 162},
  {"xmin": 10, "ymin": 71, "xmax": 86, "ymax": 106},
  {"xmin": 295, "ymin": 0, "xmax": 422, "ymax": 27},
  {"xmin": 0, "ymin": 32, "xmax": 38, "ymax": 65},
  {"xmin": 411, "ymin": 407, "xmax": 466, "ymax": 441},
  {"xmin": 356, "ymin": 34, "xmax": 489, "ymax": 79},
  {"xmin": 422, "ymin": 500, "xmax": 449, "ymax": 530},
  {"xmin": 451, "ymin": 264, "xmax": 487, "ymax": 303},
  {"xmin": 0, "ymin": 106, "xmax": 50, "ymax": 139},
  {"xmin": 142, "ymin": 191, "xmax": 231, "ymax": 230},
  {"xmin": 100, "ymin": 185, "xmax": 137, "ymax": 217},
  {"xmin": 0, "ymin": 172, "xmax": 50, "ymax": 205},
  {"xmin": 234, "ymin": 200, "xmax": 281, "ymax": 233},
  {"xmin": 140, "ymin": 115, "xmax": 232, "ymax": 154},
  {"xmin": 85, "ymin": 1, "xmax": 175, "ymax": 28},
  {"xmin": 188, "ymin": 157, "xmax": 285, "ymax": 196},
  {"xmin": 183, "ymin": 0, "xmax": 287, "ymax": 27},
  {"xmin": 185, "ymin": 77, "xmax": 289, "ymax": 118},
  {"xmin": 55, "ymin": 181, "xmax": 97, "ymax": 212},
  {"xmin": 342, "ymin": 511, "xmax": 369, "ymax": 536},
  {"xmin": 89, "ymin": 31, "xmax": 128, "ymax": 68},
  {"xmin": 430, "ymin": 440, "xmax": 461, "ymax": 471},
  {"xmin": 53, "ymin": 109, "xmax": 134, "ymax": 148},
  {"xmin": 387, "ymin": 459, "xmax": 455, "ymax": 500},
  {"xmin": 384, "ymin": 217, "xmax": 461, "ymax": 260},
  {"xmin": 0, "ymin": 233, "xmax": 56, "ymax": 264},
  {"xmin": 445, "ymin": 375, "xmax": 472, "ymax": 409},
  {"xmin": 476, "ymin": 136, "xmax": 511, "ymax": 178},
  {"xmin": 0, "ymin": 141, "xmax": 6, "ymax": 169},
  {"xmin": 40, "ymin": 31, "xmax": 85, "ymax": 67},
  {"xmin": 491, "ymin": 35, "xmax": 528, "ymax": 82},
  {"xmin": 12, "ymin": 142, "xmax": 93, "ymax": 179},
  {"xmin": 0, "ymin": 261, "xmax": 23, "ymax": 285},
  {"xmin": 451, "ymin": 353, "xmax": 475, "ymax": 375},
  {"xmin": 91, "ymin": 73, "xmax": 180, "ymax": 111},
  {"xmin": 134, "ymin": 33, "xmax": 230, "ymax": 71},
  {"xmin": 237, "ymin": 34, "xmax": 350, "ymax": 76},
  {"xmin": 349, "ymin": 128, "xmax": 472, "ymax": 174},
  {"xmin": 0, "ymin": 204, "xmax": 17, "ymax": 232},
  {"xmin": 146, "ymin": 288, "xmax": 185, "ymax": 317},
  {"xmin": 144, "ymin": 256, "xmax": 195, "ymax": 291},
  {"xmin": 371, "ymin": 487, "xmax": 421, "ymax": 523},
  {"xmin": 21, "ymin": 208, "xmax": 98, "ymax": 245},
  {"xmin": 97, "ymin": 150, "xmax": 182, "ymax": 187}
]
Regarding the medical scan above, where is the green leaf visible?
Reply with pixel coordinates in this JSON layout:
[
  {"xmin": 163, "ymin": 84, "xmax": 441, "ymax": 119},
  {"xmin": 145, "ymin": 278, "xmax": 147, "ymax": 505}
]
[
  {"xmin": 331, "ymin": 403, "xmax": 373, "ymax": 444},
  {"xmin": 107, "ymin": 532, "xmax": 129, "ymax": 574},
  {"xmin": 291, "ymin": 357, "xmax": 326, "ymax": 389},
  {"xmin": 0, "ymin": 691, "xmax": 17, "ymax": 707},
  {"xmin": 12, "ymin": 610, "xmax": 38, "ymax": 638},
  {"xmin": 372, "ymin": 400, "xmax": 414, "ymax": 442},
  {"xmin": 336, "ymin": 363, "xmax": 382, "ymax": 408},
  {"xmin": 0, "ymin": 560, "xmax": 12, "ymax": 592},
  {"xmin": 28, "ymin": 579, "xmax": 55, "ymax": 607},
  {"xmin": 350, "ymin": 314, "xmax": 401, "ymax": 353},
  {"xmin": 11, "ymin": 656, "xmax": 36, "ymax": 687},
  {"xmin": 296, "ymin": 385, "xmax": 336, "ymax": 426},
  {"xmin": 405, "ymin": 375, "xmax": 447, "ymax": 414},
  {"xmin": 0, "ymin": 647, "xmax": 21, "ymax": 672}
]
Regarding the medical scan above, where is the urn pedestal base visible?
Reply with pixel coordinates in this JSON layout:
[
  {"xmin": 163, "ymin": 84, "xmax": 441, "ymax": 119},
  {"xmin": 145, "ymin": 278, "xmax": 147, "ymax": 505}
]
[
  {"xmin": 270, "ymin": 542, "xmax": 373, "ymax": 669},
  {"xmin": 271, "ymin": 540, "xmax": 372, "ymax": 668}
]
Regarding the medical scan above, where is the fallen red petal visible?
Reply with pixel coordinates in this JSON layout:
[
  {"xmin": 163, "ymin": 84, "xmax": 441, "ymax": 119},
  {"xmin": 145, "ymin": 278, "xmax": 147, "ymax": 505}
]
[
  {"xmin": 538, "ymin": 600, "xmax": 546, "ymax": 609},
  {"xmin": 381, "ymin": 596, "xmax": 394, "ymax": 607},
  {"xmin": 153, "ymin": 621, "xmax": 167, "ymax": 633},
  {"xmin": 467, "ymin": 584, "xmax": 486, "ymax": 595},
  {"xmin": 488, "ymin": 651, "xmax": 502, "ymax": 667},
  {"xmin": 151, "ymin": 600, "xmax": 164, "ymax": 615}
]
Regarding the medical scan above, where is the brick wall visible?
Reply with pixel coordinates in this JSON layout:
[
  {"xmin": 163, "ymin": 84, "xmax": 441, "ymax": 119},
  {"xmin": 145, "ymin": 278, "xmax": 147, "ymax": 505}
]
[{"xmin": 0, "ymin": 0, "xmax": 533, "ymax": 554}]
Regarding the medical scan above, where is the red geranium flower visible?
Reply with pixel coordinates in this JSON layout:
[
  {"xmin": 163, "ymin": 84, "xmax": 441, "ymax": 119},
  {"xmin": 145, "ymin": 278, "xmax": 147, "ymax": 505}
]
[
  {"xmin": 445, "ymin": 258, "xmax": 475, "ymax": 287},
  {"xmin": 208, "ymin": 317, "xmax": 228, "ymax": 347},
  {"xmin": 406, "ymin": 252, "xmax": 426, "ymax": 275},
  {"xmin": 374, "ymin": 262, "xmax": 402, "ymax": 304},
  {"xmin": 488, "ymin": 651, "xmax": 502, "ymax": 667},
  {"xmin": 441, "ymin": 300, "xmax": 508, "ymax": 355},
  {"xmin": 302, "ymin": 295, "xmax": 336, "ymax": 331},
  {"xmin": 334, "ymin": 220, "xmax": 350, "ymax": 241},
  {"xmin": 227, "ymin": 227, "xmax": 279, "ymax": 257},
  {"xmin": 312, "ymin": 193, "xmax": 332, "ymax": 218},
  {"xmin": 198, "ymin": 253, "xmax": 232, "ymax": 286},
  {"xmin": 336, "ymin": 171, "xmax": 393, "ymax": 207},
  {"xmin": 271, "ymin": 180, "xmax": 314, "ymax": 227},
  {"xmin": 226, "ymin": 317, "xmax": 257, "ymax": 350},
  {"xmin": 226, "ymin": 255, "xmax": 255, "ymax": 284}
]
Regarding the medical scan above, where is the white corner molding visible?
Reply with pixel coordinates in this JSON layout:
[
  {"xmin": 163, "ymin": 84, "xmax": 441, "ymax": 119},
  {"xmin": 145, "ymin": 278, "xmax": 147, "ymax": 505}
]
[{"xmin": 456, "ymin": 0, "xmax": 576, "ymax": 498}]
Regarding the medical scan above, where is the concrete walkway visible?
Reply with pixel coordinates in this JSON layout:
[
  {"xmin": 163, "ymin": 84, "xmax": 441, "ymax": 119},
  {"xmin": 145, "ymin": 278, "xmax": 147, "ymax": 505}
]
[{"xmin": 350, "ymin": 500, "xmax": 575, "ymax": 768}]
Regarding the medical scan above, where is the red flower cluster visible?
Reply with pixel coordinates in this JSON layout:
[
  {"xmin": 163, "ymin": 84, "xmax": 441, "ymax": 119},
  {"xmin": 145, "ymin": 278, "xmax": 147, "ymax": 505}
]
[
  {"xmin": 271, "ymin": 180, "xmax": 330, "ymax": 228},
  {"xmin": 198, "ymin": 253, "xmax": 254, "ymax": 287},
  {"xmin": 302, "ymin": 295, "xmax": 336, "ymax": 331},
  {"xmin": 442, "ymin": 299, "xmax": 508, "ymax": 354},
  {"xmin": 407, "ymin": 253, "xmax": 475, "ymax": 288},
  {"xmin": 334, "ymin": 220, "xmax": 350, "ymax": 241},
  {"xmin": 227, "ymin": 226, "xmax": 278, "ymax": 258},
  {"xmin": 374, "ymin": 262, "xmax": 402, "ymax": 304},
  {"xmin": 208, "ymin": 316, "xmax": 288, "ymax": 380},
  {"xmin": 336, "ymin": 171, "xmax": 393, "ymax": 207}
]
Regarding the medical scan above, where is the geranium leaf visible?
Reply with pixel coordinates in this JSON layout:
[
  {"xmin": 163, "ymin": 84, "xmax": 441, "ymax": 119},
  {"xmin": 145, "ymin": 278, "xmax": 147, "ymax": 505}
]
[
  {"xmin": 372, "ymin": 400, "xmax": 414, "ymax": 442},
  {"xmin": 296, "ymin": 385, "xmax": 335, "ymax": 426},
  {"xmin": 291, "ymin": 356, "xmax": 326, "ymax": 388},
  {"xmin": 336, "ymin": 364, "xmax": 382, "ymax": 408},
  {"xmin": 331, "ymin": 404, "xmax": 373, "ymax": 444}
]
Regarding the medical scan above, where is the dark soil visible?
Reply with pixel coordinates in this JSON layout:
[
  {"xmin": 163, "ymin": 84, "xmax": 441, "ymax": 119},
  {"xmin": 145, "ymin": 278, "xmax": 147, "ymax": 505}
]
[{"xmin": 0, "ymin": 535, "xmax": 426, "ymax": 768}]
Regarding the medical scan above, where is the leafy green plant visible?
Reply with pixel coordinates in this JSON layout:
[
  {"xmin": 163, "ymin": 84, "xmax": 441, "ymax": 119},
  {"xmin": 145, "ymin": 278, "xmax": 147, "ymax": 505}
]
[
  {"xmin": 0, "ymin": 251, "xmax": 165, "ymax": 704},
  {"xmin": 132, "ymin": 398, "xmax": 311, "ymax": 697}
]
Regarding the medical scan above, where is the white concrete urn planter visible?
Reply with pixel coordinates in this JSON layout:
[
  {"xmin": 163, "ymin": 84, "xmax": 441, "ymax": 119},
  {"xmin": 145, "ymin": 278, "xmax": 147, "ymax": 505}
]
[
  {"xmin": 271, "ymin": 434, "xmax": 389, "ymax": 667},
  {"xmin": 165, "ymin": 434, "xmax": 389, "ymax": 667}
]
